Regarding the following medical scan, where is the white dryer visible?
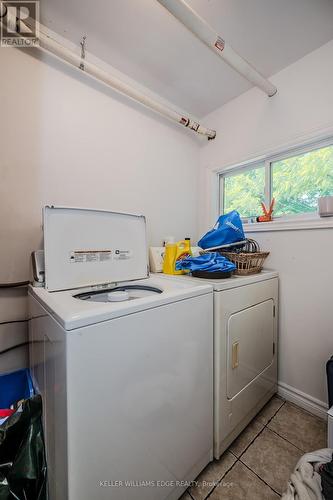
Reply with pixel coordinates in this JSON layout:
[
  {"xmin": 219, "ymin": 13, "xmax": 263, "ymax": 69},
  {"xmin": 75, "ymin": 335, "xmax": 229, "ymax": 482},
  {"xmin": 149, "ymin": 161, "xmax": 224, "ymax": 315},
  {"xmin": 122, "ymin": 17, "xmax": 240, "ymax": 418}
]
[
  {"xmin": 29, "ymin": 206, "xmax": 214, "ymax": 500},
  {"xmin": 157, "ymin": 271, "xmax": 278, "ymax": 458}
]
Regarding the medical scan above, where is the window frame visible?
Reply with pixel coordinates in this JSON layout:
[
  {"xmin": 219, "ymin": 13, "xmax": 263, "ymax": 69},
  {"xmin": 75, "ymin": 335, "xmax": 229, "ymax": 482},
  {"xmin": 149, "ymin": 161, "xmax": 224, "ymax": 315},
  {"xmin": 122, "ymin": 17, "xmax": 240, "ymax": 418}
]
[{"xmin": 218, "ymin": 136, "xmax": 333, "ymax": 223}]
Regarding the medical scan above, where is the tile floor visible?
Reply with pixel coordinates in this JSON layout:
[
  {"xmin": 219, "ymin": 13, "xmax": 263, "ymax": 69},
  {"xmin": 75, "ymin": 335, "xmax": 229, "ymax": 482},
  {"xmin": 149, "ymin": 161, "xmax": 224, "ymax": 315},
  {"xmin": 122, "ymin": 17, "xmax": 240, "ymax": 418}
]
[{"xmin": 182, "ymin": 395, "xmax": 327, "ymax": 499}]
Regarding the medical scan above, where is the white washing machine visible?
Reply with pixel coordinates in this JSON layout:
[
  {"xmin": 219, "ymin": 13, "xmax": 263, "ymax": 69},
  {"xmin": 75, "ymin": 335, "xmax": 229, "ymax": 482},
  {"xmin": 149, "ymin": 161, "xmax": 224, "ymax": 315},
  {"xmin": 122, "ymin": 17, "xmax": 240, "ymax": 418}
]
[
  {"xmin": 28, "ymin": 206, "xmax": 214, "ymax": 500},
  {"xmin": 157, "ymin": 271, "xmax": 278, "ymax": 458}
]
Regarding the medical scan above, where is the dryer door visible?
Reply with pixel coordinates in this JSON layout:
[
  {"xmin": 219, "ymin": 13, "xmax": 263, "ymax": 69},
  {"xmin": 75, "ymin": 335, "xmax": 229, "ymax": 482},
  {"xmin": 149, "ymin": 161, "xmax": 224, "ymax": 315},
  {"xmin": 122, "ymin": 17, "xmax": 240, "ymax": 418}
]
[{"xmin": 227, "ymin": 299, "xmax": 274, "ymax": 399}]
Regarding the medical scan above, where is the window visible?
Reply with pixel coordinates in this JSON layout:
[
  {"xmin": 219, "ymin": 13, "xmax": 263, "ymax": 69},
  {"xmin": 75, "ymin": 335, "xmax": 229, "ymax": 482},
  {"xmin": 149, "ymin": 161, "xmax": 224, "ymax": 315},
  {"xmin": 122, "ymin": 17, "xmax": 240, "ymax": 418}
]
[
  {"xmin": 272, "ymin": 145, "xmax": 333, "ymax": 216},
  {"xmin": 222, "ymin": 164, "xmax": 265, "ymax": 217},
  {"xmin": 219, "ymin": 139, "xmax": 333, "ymax": 220}
]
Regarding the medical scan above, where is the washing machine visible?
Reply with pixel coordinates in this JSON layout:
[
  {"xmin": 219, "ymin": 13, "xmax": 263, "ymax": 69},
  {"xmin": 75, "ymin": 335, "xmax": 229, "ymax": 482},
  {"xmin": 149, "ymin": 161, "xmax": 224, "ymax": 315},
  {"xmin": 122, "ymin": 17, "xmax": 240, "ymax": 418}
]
[
  {"xmin": 157, "ymin": 270, "xmax": 278, "ymax": 458},
  {"xmin": 28, "ymin": 206, "xmax": 214, "ymax": 500}
]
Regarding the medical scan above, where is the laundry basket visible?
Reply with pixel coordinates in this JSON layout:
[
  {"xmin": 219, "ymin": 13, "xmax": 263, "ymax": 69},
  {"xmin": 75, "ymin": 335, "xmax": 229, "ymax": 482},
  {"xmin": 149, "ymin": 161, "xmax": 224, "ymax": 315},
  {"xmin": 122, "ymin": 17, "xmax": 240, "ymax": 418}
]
[{"xmin": 220, "ymin": 239, "xmax": 269, "ymax": 275}]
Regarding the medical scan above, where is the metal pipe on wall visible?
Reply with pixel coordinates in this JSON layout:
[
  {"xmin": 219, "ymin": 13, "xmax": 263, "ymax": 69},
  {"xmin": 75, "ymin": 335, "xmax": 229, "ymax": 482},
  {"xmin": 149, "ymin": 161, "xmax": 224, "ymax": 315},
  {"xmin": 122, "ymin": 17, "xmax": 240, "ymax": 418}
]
[
  {"xmin": 0, "ymin": 12, "xmax": 216, "ymax": 140},
  {"xmin": 157, "ymin": 0, "xmax": 277, "ymax": 97}
]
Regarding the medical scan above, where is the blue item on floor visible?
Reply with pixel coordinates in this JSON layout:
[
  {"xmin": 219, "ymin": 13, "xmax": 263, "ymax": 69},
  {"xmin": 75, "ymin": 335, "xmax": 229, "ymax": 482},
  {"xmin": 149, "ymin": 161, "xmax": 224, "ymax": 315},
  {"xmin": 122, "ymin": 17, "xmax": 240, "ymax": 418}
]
[
  {"xmin": 198, "ymin": 210, "xmax": 245, "ymax": 250},
  {"xmin": 175, "ymin": 252, "xmax": 236, "ymax": 272},
  {"xmin": 0, "ymin": 368, "xmax": 34, "ymax": 409}
]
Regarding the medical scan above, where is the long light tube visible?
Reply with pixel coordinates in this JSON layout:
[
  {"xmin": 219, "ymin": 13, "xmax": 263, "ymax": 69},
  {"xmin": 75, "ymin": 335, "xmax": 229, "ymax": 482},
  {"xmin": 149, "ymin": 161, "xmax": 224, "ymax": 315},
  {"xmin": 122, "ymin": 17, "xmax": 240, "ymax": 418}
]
[
  {"xmin": 157, "ymin": 0, "xmax": 277, "ymax": 97},
  {"xmin": 1, "ymin": 12, "xmax": 216, "ymax": 139}
]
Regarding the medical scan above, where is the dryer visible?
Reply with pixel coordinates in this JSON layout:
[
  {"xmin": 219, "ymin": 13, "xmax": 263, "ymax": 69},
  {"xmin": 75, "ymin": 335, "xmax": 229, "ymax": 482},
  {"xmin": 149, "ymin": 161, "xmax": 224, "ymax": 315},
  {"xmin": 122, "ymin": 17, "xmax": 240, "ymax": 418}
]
[{"xmin": 158, "ymin": 271, "xmax": 278, "ymax": 458}]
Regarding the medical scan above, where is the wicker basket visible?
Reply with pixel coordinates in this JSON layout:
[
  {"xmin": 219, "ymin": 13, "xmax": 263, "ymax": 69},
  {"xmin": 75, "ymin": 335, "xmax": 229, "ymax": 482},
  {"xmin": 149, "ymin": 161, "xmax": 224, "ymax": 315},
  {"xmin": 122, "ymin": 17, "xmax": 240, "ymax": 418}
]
[{"xmin": 220, "ymin": 251, "xmax": 270, "ymax": 275}]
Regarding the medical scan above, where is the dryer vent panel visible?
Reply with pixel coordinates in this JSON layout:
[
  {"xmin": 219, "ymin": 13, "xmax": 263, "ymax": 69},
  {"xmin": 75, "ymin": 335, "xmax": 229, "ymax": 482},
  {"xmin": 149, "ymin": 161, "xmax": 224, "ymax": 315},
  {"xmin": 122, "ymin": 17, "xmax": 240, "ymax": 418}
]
[{"xmin": 227, "ymin": 300, "xmax": 274, "ymax": 400}]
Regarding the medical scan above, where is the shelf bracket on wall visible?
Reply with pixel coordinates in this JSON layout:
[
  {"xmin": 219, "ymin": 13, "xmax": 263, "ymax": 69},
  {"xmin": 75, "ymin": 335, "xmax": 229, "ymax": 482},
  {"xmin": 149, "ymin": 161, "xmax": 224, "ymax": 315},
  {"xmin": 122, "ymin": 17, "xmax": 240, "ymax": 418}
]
[{"xmin": 79, "ymin": 35, "xmax": 87, "ymax": 71}]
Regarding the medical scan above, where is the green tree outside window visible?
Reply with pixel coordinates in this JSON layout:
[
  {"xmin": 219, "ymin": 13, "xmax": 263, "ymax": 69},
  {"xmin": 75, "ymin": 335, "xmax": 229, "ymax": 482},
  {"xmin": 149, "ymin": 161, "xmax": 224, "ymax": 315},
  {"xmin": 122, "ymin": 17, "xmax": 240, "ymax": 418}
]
[{"xmin": 222, "ymin": 144, "xmax": 333, "ymax": 218}]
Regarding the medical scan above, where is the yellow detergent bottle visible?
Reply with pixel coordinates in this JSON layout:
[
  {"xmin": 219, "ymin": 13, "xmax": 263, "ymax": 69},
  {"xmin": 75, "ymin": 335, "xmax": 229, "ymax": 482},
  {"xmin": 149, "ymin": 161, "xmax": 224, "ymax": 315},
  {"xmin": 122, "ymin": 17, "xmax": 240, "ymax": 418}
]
[
  {"xmin": 174, "ymin": 238, "xmax": 192, "ymax": 275},
  {"xmin": 163, "ymin": 238, "xmax": 192, "ymax": 275},
  {"xmin": 162, "ymin": 243, "xmax": 177, "ymax": 275}
]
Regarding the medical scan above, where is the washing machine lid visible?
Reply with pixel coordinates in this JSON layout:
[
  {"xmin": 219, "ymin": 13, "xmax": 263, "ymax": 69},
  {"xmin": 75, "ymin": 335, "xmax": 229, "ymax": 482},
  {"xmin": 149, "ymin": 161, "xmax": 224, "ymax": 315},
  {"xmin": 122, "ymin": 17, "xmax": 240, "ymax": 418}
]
[{"xmin": 43, "ymin": 206, "xmax": 148, "ymax": 291}]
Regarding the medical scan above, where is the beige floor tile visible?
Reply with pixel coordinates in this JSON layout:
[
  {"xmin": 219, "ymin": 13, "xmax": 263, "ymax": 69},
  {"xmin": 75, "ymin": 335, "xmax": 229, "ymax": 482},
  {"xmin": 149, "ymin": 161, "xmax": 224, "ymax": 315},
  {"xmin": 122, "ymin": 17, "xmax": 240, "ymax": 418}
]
[
  {"xmin": 268, "ymin": 402, "xmax": 327, "ymax": 452},
  {"xmin": 256, "ymin": 395, "xmax": 285, "ymax": 425},
  {"xmin": 189, "ymin": 451, "xmax": 236, "ymax": 500},
  {"xmin": 209, "ymin": 461, "xmax": 279, "ymax": 500},
  {"xmin": 229, "ymin": 419, "xmax": 264, "ymax": 457},
  {"xmin": 241, "ymin": 427, "xmax": 302, "ymax": 494},
  {"xmin": 179, "ymin": 492, "xmax": 193, "ymax": 500}
]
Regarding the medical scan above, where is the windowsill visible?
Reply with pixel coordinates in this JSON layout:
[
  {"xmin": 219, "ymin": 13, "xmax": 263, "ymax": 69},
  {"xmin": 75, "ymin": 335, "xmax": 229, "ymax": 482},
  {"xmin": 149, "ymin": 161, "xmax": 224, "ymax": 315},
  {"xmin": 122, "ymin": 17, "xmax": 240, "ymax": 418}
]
[{"xmin": 244, "ymin": 215, "xmax": 333, "ymax": 232}]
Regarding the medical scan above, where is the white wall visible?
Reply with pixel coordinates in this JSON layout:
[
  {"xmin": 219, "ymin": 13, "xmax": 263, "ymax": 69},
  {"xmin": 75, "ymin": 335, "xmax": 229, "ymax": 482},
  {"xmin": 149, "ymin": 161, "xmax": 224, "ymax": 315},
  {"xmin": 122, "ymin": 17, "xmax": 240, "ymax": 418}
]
[
  {"xmin": 199, "ymin": 40, "xmax": 333, "ymax": 413},
  {"xmin": 0, "ymin": 47, "xmax": 201, "ymax": 372},
  {"xmin": 2, "ymin": 37, "xmax": 333, "ymax": 413}
]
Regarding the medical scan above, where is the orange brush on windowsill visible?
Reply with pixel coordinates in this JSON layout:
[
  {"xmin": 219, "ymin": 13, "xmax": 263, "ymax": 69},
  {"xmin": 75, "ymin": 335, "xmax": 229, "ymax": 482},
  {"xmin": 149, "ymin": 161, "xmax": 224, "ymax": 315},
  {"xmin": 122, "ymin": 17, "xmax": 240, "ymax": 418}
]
[{"xmin": 257, "ymin": 198, "xmax": 275, "ymax": 222}]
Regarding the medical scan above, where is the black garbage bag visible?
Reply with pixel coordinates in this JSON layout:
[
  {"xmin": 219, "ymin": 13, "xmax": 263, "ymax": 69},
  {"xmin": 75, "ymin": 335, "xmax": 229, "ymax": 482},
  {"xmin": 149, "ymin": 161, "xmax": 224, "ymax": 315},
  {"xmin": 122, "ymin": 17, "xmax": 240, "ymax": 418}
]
[
  {"xmin": 0, "ymin": 395, "xmax": 47, "ymax": 500},
  {"xmin": 321, "ymin": 458, "xmax": 333, "ymax": 500}
]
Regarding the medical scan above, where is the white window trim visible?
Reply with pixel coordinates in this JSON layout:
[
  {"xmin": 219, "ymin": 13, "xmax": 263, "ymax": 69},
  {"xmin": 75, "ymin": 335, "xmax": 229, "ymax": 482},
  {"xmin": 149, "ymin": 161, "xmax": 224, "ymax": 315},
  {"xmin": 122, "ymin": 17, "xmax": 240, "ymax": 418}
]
[
  {"xmin": 218, "ymin": 135, "xmax": 333, "ymax": 232},
  {"xmin": 244, "ymin": 214, "xmax": 333, "ymax": 232}
]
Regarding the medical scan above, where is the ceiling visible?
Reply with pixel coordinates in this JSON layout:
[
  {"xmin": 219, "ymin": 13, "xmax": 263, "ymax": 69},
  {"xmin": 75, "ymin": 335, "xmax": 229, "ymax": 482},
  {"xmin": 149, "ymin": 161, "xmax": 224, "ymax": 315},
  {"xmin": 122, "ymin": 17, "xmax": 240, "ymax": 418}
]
[{"xmin": 41, "ymin": 0, "xmax": 333, "ymax": 117}]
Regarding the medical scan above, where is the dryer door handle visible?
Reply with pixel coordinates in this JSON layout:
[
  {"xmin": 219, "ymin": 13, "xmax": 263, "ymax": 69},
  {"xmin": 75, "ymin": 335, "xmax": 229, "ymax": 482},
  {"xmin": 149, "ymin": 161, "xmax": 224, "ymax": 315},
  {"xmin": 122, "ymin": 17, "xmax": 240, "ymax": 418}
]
[{"xmin": 232, "ymin": 341, "xmax": 239, "ymax": 369}]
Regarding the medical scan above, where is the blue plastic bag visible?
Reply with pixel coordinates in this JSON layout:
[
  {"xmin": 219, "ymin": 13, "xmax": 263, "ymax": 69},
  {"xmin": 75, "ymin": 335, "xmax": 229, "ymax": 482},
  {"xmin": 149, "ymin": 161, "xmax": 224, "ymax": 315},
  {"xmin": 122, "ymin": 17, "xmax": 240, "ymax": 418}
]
[
  {"xmin": 175, "ymin": 253, "xmax": 236, "ymax": 272},
  {"xmin": 198, "ymin": 210, "xmax": 245, "ymax": 250}
]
